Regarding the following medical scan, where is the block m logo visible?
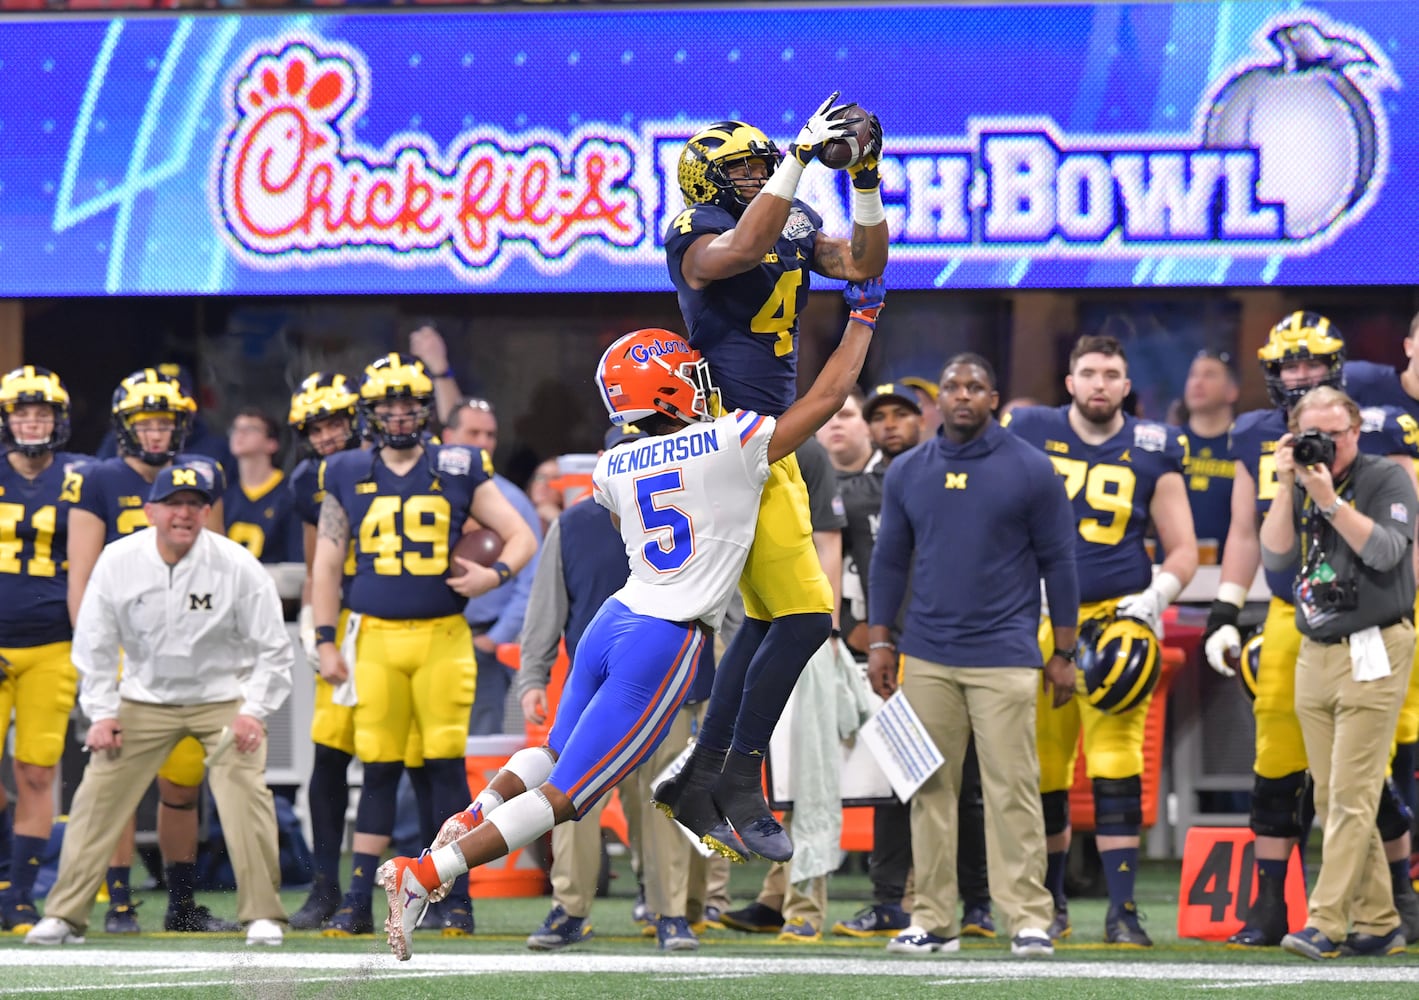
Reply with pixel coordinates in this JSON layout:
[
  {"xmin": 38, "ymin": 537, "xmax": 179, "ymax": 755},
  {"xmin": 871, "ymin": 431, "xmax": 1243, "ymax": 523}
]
[
  {"xmin": 944, "ymin": 472, "xmax": 969, "ymax": 490},
  {"xmin": 188, "ymin": 593, "xmax": 213, "ymax": 611}
]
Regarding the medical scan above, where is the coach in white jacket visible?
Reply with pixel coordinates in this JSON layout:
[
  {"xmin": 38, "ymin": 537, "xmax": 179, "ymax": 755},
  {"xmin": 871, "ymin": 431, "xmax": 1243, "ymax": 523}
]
[{"xmin": 28, "ymin": 466, "xmax": 293, "ymax": 947}]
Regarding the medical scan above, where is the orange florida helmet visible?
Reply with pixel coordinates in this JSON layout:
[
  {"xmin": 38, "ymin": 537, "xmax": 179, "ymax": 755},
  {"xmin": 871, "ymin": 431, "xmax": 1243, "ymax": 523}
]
[{"xmin": 596, "ymin": 329, "xmax": 717, "ymax": 426}]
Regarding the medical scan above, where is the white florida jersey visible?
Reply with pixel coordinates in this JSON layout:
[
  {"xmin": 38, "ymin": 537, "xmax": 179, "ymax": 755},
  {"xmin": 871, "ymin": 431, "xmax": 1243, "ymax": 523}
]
[{"xmin": 593, "ymin": 410, "xmax": 775, "ymax": 630}]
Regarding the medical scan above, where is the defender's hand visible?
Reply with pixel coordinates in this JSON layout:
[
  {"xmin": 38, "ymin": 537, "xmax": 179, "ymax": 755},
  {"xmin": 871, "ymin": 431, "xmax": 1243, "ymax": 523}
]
[
  {"xmin": 845, "ymin": 277, "xmax": 886, "ymax": 329},
  {"xmin": 790, "ymin": 91, "xmax": 859, "ymax": 167}
]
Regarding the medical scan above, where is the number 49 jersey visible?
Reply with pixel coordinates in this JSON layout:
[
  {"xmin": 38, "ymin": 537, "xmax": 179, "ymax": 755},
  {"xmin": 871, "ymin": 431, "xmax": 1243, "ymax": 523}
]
[
  {"xmin": 595, "ymin": 411, "xmax": 775, "ymax": 631},
  {"xmin": 320, "ymin": 444, "xmax": 491, "ymax": 620},
  {"xmin": 664, "ymin": 200, "xmax": 822, "ymax": 417},
  {"xmin": 1005, "ymin": 406, "xmax": 1185, "ymax": 604},
  {"xmin": 0, "ymin": 453, "xmax": 88, "ymax": 647}
]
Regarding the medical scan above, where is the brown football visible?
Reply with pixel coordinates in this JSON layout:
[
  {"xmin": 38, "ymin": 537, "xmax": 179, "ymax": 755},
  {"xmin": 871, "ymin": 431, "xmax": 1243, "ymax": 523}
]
[
  {"xmin": 451, "ymin": 527, "xmax": 504, "ymax": 571},
  {"xmin": 819, "ymin": 104, "xmax": 876, "ymax": 170}
]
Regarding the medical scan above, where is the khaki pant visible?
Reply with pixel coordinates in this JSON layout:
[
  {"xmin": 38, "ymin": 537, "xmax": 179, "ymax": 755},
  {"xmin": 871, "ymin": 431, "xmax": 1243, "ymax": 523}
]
[
  {"xmin": 1294, "ymin": 622, "xmax": 1414, "ymax": 939},
  {"xmin": 45, "ymin": 699, "xmax": 284, "ymax": 932},
  {"xmin": 757, "ymin": 814, "xmax": 828, "ymax": 929},
  {"xmin": 901, "ymin": 657, "xmax": 1054, "ymax": 938},
  {"xmin": 549, "ymin": 796, "xmax": 608, "ymax": 919}
]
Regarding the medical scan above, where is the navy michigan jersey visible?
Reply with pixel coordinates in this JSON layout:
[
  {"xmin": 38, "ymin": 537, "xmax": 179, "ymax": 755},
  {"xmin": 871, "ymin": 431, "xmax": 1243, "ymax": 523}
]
[
  {"xmin": 1006, "ymin": 406, "xmax": 1185, "ymax": 604},
  {"xmin": 0, "ymin": 453, "xmax": 87, "ymax": 647},
  {"xmin": 75, "ymin": 454, "xmax": 225, "ymax": 543},
  {"xmin": 1180, "ymin": 428, "xmax": 1234, "ymax": 552},
  {"xmin": 1345, "ymin": 360, "xmax": 1417, "ymax": 416},
  {"xmin": 290, "ymin": 456, "xmax": 324, "ymax": 528},
  {"xmin": 664, "ymin": 199, "xmax": 822, "ymax": 416},
  {"xmin": 320, "ymin": 444, "xmax": 491, "ymax": 620},
  {"xmin": 1231, "ymin": 404, "xmax": 1419, "ymax": 600},
  {"xmin": 224, "ymin": 470, "xmax": 301, "ymax": 563}
]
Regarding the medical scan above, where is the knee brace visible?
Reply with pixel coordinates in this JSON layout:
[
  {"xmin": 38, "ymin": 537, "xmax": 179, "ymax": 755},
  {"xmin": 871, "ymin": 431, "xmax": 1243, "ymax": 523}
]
[
  {"xmin": 354, "ymin": 761, "xmax": 404, "ymax": 837},
  {"xmin": 1376, "ymin": 777, "xmax": 1415, "ymax": 842},
  {"xmin": 1250, "ymin": 771, "xmax": 1306, "ymax": 839},
  {"xmin": 1042, "ymin": 789, "xmax": 1070, "ymax": 837},
  {"xmin": 1092, "ymin": 776, "xmax": 1142, "ymax": 836},
  {"xmin": 503, "ymin": 746, "xmax": 556, "ymax": 792}
]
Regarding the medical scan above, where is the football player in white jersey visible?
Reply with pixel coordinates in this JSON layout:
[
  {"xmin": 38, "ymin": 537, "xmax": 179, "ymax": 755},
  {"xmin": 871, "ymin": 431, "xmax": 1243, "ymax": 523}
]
[{"xmin": 374, "ymin": 278, "xmax": 885, "ymax": 961}]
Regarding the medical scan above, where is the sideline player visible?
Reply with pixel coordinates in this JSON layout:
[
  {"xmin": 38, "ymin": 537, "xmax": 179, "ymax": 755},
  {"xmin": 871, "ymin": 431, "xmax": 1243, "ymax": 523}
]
[
  {"xmin": 1005, "ymin": 335, "xmax": 1199, "ymax": 946},
  {"xmin": 224, "ymin": 408, "xmax": 301, "ymax": 563},
  {"xmin": 0, "ymin": 367, "xmax": 87, "ymax": 933},
  {"xmin": 1203, "ymin": 312, "xmax": 1419, "ymax": 946},
  {"xmin": 66, "ymin": 368, "xmax": 229, "ymax": 934},
  {"xmin": 657, "ymin": 94, "xmax": 889, "ymax": 859},
  {"xmin": 311, "ymin": 354, "xmax": 536, "ymax": 937},
  {"xmin": 375, "ymin": 278, "xmax": 885, "ymax": 961},
  {"xmin": 284, "ymin": 372, "xmax": 362, "ymax": 929}
]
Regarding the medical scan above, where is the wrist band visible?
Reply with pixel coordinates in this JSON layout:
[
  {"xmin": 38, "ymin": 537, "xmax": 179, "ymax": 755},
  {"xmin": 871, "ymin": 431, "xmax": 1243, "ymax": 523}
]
[
  {"xmin": 830, "ymin": 627, "xmax": 842, "ymax": 639},
  {"xmin": 761, "ymin": 158, "xmax": 804, "ymax": 203},
  {"xmin": 314, "ymin": 625, "xmax": 337, "ymax": 646},
  {"xmin": 868, "ymin": 641, "xmax": 896, "ymax": 652},
  {"xmin": 492, "ymin": 561, "xmax": 513, "ymax": 586},
  {"xmin": 430, "ymin": 369, "xmax": 453, "ymax": 379},
  {"xmin": 852, "ymin": 187, "xmax": 886, "ymax": 226}
]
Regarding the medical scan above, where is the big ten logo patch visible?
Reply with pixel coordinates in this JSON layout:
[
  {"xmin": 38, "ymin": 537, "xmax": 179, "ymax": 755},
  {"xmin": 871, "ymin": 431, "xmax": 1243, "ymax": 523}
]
[{"xmin": 1176, "ymin": 827, "xmax": 1307, "ymax": 941}]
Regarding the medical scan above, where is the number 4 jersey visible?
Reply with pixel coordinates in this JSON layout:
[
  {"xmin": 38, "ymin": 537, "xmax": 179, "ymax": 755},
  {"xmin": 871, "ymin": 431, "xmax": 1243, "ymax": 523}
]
[
  {"xmin": 1005, "ymin": 405, "xmax": 1185, "ymax": 604},
  {"xmin": 665, "ymin": 200, "xmax": 822, "ymax": 416},
  {"xmin": 319, "ymin": 444, "xmax": 490, "ymax": 620},
  {"xmin": 594, "ymin": 411, "xmax": 775, "ymax": 630},
  {"xmin": 0, "ymin": 453, "xmax": 88, "ymax": 647}
]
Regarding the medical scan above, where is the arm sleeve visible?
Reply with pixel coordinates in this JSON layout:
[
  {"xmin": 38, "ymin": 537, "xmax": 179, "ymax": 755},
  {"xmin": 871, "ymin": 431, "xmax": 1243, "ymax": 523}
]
[
  {"xmin": 73, "ymin": 553, "xmax": 122, "ymax": 721},
  {"xmin": 235, "ymin": 559, "xmax": 295, "ymax": 719},
  {"xmin": 1031, "ymin": 457, "xmax": 1079, "ymax": 630},
  {"xmin": 1357, "ymin": 462, "xmax": 1418, "ymax": 571},
  {"xmin": 514, "ymin": 518, "xmax": 567, "ymax": 700},
  {"xmin": 488, "ymin": 489, "xmax": 545, "ymax": 646},
  {"xmin": 867, "ymin": 464, "xmax": 914, "ymax": 628}
]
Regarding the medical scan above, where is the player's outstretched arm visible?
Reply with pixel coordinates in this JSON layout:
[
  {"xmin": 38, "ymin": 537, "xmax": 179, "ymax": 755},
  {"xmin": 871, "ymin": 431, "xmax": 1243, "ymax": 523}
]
[
  {"xmin": 768, "ymin": 278, "xmax": 884, "ymax": 465},
  {"xmin": 681, "ymin": 93, "xmax": 858, "ymax": 286},
  {"xmin": 814, "ymin": 112, "xmax": 889, "ymax": 282}
]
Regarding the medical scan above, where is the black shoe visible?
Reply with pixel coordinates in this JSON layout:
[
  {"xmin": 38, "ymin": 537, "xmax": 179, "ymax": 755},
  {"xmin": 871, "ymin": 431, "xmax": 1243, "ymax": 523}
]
[
  {"xmin": 1226, "ymin": 870, "xmax": 1288, "ymax": 948},
  {"xmin": 288, "ymin": 881, "xmax": 340, "ymax": 930},
  {"xmin": 712, "ymin": 751, "xmax": 793, "ymax": 862},
  {"xmin": 164, "ymin": 902, "xmax": 239, "ymax": 933},
  {"xmin": 2, "ymin": 897, "xmax": 40, "ymax": 934},
  {"xmin": 1104, "ymin": 901, "xmax": 1152, "ymax": 948},
  {"xmin": 321, "ymin": 898, "xmax": 374, "ymax": 937},
  {"xmin": 1047, "ymin": 901, "xmax": 1071, "ymax": 941},
  {"xmin": 104, "ymin": 902, "xmax": 142, "ymax": 934},
  {"xmin": 655, "ymin": 759, "xmax": 748, "ymax": 863},
  {"xmin": 719, "ymin": 902, "xmax": 784, "ymax": 934},
  {"xmin": 434, "ymin": 897, "xmax": 475, "ymax": 937}
]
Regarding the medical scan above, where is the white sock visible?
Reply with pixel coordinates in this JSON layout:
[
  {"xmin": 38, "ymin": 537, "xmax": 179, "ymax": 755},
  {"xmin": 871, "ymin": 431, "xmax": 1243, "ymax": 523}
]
[
  {"xmin": 471, "ymin": 789, "xmax": 504, "ymax": 816},
  {"xmin": 431, "ymin": 843, "xmax": 469, "ymax": 884}
]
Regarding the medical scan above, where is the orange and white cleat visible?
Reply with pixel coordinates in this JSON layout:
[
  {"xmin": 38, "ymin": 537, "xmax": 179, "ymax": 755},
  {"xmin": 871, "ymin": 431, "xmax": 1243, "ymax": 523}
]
[
  {"xmin": 377, "ymin": 854, "xmax": 437, "ymax": 961},
  {"xmin": 427, "ymin": 805, "xmax": 483, "ymax": 902}
]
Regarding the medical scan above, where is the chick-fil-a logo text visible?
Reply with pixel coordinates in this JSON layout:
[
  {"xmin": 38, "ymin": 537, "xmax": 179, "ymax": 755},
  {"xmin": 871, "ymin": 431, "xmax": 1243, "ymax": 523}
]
[{"xmin": 214, "ymin": 37, "xmax": 643, "ymax": 279}]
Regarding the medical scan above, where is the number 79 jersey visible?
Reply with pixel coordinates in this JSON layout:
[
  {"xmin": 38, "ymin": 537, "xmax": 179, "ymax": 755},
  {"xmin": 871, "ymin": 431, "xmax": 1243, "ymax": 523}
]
[
  {"xmin": 319, "ymin": 445, "xmax": 490, "ymax": 621},
  {"xmin": 594, "ymin": 411, "xmax": 775, "ymax": 631},
  {"xmin": 664, "ymin": 200, "xmax": 822, "ymax": 416},
  {"xmin": 1004, "ymin": 405, "xmax": 1185, "ymax": 604}
]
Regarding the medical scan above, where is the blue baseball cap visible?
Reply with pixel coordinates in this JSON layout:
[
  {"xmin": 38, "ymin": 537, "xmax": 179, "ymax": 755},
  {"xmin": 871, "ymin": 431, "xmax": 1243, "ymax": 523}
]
[
  {"xmin": 603, "ymin": 422, "xmax": 648, "ymax": 450},
  {"xmin": 863, "ymin": 382, "xmax": 923, "ymax": 420},
  {"xmin": 148, "ymin": 464, "xmax": 214, "ymax": 504}
]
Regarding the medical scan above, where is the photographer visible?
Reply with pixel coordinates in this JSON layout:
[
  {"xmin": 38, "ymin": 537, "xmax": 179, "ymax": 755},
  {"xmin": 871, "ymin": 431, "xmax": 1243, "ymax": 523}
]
[{"xmin": 1259, "ymin": 386, "xmax": 1415, "ymax": 960}]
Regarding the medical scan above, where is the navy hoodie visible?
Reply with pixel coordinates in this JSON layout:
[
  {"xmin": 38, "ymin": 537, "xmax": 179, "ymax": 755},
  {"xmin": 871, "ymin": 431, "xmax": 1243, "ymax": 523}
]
[{"xmin": 869, "ymin": 420, "xmax": 1078, "ymax": 667}]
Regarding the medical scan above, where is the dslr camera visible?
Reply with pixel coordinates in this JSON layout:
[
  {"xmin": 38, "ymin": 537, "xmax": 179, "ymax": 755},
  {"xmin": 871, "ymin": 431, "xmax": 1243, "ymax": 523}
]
[
  {"xmin": 1292, "ymin": 429, "xmax": 1336, "ymax": 468},
  {"xmin": 1310, "ymin": 577, "xmax": 1359, "ymax": 611}
]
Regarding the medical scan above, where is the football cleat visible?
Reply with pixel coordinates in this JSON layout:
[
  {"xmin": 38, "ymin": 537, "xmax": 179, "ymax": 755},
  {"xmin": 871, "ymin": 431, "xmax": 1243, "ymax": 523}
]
[
  {"xmin": 435, "ymin": 898, "xmax": 475, "ymax": 938},
  {"xmin": 377, "ymin": 857, "xmax": 434, "ymax": 961},
  {"xmin": 832, "ymin": 903, "xmax": 910, "ymax": 938},
  {"xmin": 1047, "ymin": 902, "xmax": 1072, "ymax": 941},
  {"xmin": 1280, "ymin": 926, "xmax": 1342, "ymax": 961},
  {"xmin": 527, "ymin": 906, "xmax": 593, "ymax": 951},
  {"xmin": 1340, "ymin": 927, "xmax": 1407, "ymax": 957},
  {"xmin": 1104, "ymin": 902, "xmax": 1153, "ymax": 948},
  {"xmin": 656, "ymin": 915, "xmax": 699, "ymax": 952},
  {"xmin": 287, "ymin": 880, "xmax": 341, "ymax": 930},
  {"xmin": 427, "ymin": 806, "xmax": 482, "ymax": 903},
  {"xmin": 164, "ymin": 902, "xmax": 238, "ymax": 933},
  {"xmin": 321, "ymin": 898, "xmax": 375, "ymax": 938},
  {"xmin": 104, "ymin": 903, "xmax": 142, "ymax": 935},
  {"xmin": 719, "ymin": 902, "xmax": 784, "ymax": 934},
  {"xmin": 961, "ymin": 902, "xmax": 996, "ymax": 938},
  {"xmin": 2, "ymin": 898, "xmax": 40, "ymax": 935},
  {"xmin": 775, "ymin": 918, "xmax": 820, "ymax": 944}
]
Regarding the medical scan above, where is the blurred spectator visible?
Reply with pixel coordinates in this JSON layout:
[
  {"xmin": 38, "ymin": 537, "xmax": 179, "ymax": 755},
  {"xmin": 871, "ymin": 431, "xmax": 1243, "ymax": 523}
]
[
  {"xmin": 1174, "ymin": 350, "xmax": 1238, "ymax": 563},
  {"xmin": 224, "ymin": 408, "xmax": 302, "ymax": 563}
]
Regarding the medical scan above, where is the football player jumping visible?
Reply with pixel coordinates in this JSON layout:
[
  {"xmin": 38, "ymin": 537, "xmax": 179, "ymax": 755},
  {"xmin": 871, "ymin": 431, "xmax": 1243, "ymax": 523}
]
[
  {"xmin": 376, "ymin": 279, "xmax": 884, "ymax": 962},
  {"xmin": 655, "ymin": 95, "xmax": 889, "ymax": 861}
]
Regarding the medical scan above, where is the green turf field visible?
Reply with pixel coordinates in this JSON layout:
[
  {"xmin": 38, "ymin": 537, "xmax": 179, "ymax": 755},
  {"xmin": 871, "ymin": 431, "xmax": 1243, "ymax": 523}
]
[{"xmin": 1, "ymin": 855, "xmax": 1414, "ymax": 999}]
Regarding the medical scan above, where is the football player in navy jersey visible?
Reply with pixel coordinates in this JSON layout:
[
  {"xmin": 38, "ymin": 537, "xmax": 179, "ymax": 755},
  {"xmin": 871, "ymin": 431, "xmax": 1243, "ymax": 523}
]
[
  {"xmin": 311, "ymin": 354, "xmax": 536, "ymax": 938},
  {"xmin": 65, "ymin": 368, "xmax": 231, "ymax": 935},
  {"xmin": 1174, "ymin": 351, "xmax": 1239, "ymax": 560},
  {"xmin": 284, "ymin": 372, "xmax": 363, "ymax": 930},
  {"xmin": 1005, "ymin": 335, "xmax": 1199, "ymax": 946},
  {"xmin": 0, "ymin": 367, "xmax": 87, "ymax": 934},
  {"xmin": 658, "ymin": 97, "xmax": 890, "ymax": 857},
  {"xmin": 1204, "ymin": 312, "xmax": 1419, "ymax": 946},
  {"xmin": 224, "ymin": 408, "xmax": 301, "ymax": 563}
]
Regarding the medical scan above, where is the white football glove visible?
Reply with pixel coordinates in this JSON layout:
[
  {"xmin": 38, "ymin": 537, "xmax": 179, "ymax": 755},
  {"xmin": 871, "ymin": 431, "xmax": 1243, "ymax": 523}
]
[
  {"xmin": 790, "ymin": 91, "xmax": 858, "ymax": 166},
  {"xmin": 1114, "ymin": 571, "xmax": 1182, "ymax": 640},
  {"xmin": 1204, "ymin": 625, "xmax": 1242, "ymax": 678}
]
